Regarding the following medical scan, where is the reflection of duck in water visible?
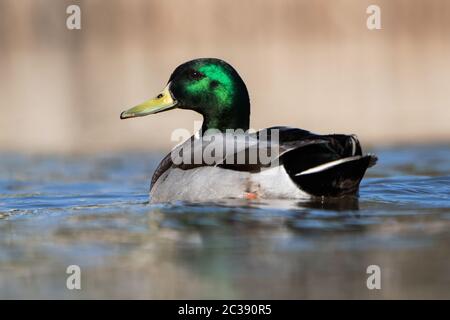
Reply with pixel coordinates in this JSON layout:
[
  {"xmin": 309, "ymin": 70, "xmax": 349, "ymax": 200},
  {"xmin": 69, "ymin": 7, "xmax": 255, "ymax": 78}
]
[{"xmin": 121, "ymin": 58, "xmax": 377, "ymax": 203}]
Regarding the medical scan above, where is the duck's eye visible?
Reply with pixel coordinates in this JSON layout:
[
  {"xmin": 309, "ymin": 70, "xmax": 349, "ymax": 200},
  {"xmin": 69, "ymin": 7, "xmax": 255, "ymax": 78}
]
[{"xmin": 188, "ymin": 70, "xmax": 205, "ymax": 81}]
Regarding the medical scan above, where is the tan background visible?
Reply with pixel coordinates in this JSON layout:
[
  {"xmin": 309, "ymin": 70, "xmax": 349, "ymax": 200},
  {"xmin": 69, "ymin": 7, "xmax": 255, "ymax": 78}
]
[{"xmin": 0, "ymin": 0, "xmax": 449, "ymax": 153}]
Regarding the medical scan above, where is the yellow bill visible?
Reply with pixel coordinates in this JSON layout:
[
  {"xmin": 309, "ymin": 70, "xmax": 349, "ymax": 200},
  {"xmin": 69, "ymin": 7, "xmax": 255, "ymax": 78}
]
[{"xmin": 120, "ymin": 83, "xmax": 177, "ymax": 119}]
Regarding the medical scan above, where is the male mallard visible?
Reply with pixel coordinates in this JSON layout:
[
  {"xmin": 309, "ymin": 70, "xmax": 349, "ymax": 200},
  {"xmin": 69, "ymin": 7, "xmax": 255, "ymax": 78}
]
[{"xmin": 121, "ymin": 58, "xmax": 377, "ymax": 203}]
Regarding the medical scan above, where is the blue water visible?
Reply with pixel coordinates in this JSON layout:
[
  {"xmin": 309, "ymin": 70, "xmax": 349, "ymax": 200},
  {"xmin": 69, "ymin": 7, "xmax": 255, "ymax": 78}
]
[{"xmin": 0, "ymin": 146, "xmax": 449, "ymax": 298}]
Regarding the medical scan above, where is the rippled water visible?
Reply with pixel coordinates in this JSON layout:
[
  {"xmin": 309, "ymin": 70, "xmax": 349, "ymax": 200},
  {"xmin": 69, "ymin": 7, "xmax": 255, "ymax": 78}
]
[{"xmin": 0, "ymin": 146, "xmax": 449, "ymax": 299}]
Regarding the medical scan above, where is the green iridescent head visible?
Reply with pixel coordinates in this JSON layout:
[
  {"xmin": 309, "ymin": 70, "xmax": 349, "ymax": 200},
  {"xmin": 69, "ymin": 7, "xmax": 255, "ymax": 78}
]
[{"xmin": 121, "ymin": 58, "xmax": 250, "ymax": 132}]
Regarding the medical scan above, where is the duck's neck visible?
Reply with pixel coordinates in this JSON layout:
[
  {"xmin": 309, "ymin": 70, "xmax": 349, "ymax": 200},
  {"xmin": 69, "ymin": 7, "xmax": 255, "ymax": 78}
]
[
  {"xmin": 201, "ymin": 96, "xmax": 250, "ymax": 133},
  {"xmin": 201, "ymin": 112, "xmax": 250, "ymax": 133}
]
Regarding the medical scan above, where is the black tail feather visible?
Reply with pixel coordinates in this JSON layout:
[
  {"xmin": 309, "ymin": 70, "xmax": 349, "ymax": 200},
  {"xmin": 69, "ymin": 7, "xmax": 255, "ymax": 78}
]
[{"xmin": 289, "ymin": 155, "xmax": 375, "ymax": 197}]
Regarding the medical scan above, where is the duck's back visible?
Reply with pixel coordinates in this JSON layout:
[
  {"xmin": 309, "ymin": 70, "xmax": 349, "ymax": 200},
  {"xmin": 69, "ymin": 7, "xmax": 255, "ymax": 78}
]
[{"xmin": 149, "ymin": 127, "xmax": 377, "ymax": 203}]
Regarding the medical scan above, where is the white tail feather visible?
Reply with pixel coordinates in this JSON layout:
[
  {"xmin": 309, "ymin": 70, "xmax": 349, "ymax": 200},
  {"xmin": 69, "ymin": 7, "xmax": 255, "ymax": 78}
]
[{"xmin": 295, "ymin": 156, "xmax": 362, "ymax": 176}]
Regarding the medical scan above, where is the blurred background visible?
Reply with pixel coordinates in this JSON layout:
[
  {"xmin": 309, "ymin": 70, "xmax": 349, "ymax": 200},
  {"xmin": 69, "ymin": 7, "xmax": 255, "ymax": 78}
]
[
  {"xmin": 0, "ymin": 0, "xmax": 449, "ymax": 154},
  {"xmin": 1, "ymin": 1, "xmax": 450, "ymax": 300}
]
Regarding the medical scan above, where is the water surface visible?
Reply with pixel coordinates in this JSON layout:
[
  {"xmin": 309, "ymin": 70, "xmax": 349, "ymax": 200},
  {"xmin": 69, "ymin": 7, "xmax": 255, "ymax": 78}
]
[{"xmin": 0, "ymin": 146, "xmax": 449, "ymax": 299}]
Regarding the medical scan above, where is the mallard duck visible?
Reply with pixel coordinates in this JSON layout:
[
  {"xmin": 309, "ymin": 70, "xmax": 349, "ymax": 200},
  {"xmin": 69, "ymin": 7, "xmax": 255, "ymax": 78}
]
[{"xmin": 121, "ymin": 58, "xmax": 377, "ymax": 203}]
